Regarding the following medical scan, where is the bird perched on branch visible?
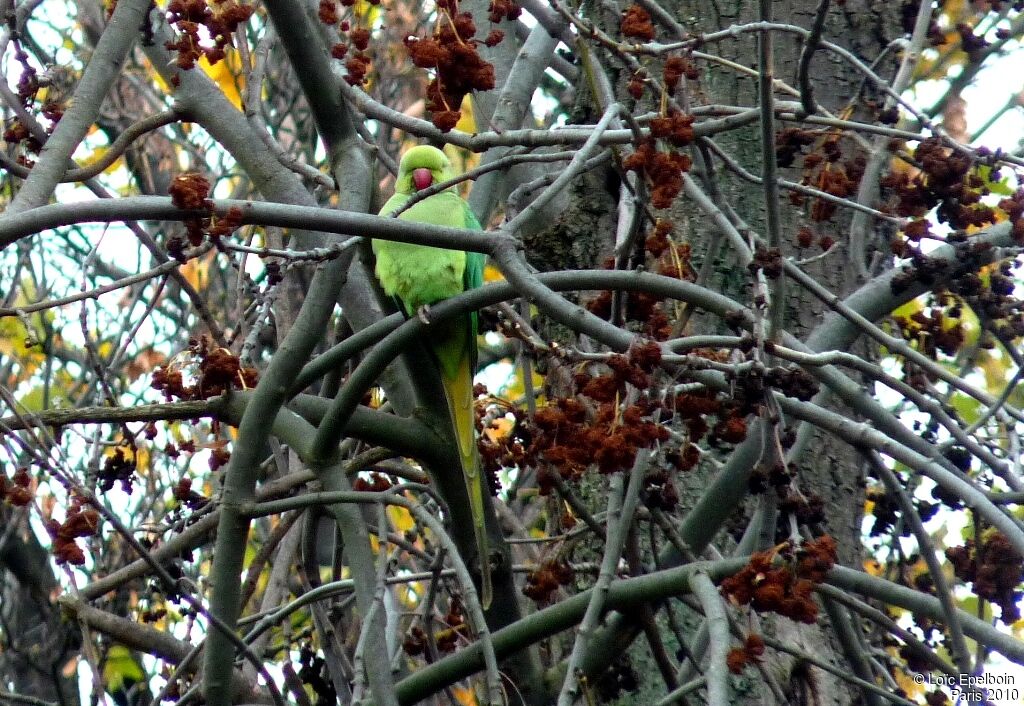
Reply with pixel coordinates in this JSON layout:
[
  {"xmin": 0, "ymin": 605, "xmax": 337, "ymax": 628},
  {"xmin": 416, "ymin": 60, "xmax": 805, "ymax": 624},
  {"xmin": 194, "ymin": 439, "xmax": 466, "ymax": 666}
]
[{"xmin": 372, "ymin": 145, "xmax": 491, "ymax": 607}]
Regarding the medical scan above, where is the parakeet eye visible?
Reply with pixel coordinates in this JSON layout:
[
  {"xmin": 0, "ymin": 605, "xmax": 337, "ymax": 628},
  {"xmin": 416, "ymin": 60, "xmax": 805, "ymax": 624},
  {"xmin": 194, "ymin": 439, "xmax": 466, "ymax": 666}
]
[{"xmin": 412, "ymin": 168, "xmax": 433, "ymax": 191}]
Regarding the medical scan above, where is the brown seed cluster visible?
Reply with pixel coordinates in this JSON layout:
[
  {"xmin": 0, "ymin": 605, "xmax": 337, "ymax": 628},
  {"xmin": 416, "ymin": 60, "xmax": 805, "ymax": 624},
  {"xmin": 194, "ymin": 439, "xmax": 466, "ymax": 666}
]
[
  {"xmin": 352, "ymin": 472, "xmax": 394, "ymax": 492},
  {"xmin": 589, "ymin": 223, "xmax": 695, "ymax": 340},
  {"xmin": 172, "ymin": 477, "xmax": 209, "ymax": 510},
  {"xmin": 151, "ymin": 335, "xmax": 259, "ymax": 401},
  {"xmin": 402, "ymin": 599, "xmax": 469, "ymax": 655},
  {"xmin": 719, "ymin": 535, "xmax": 837, "ymax": 624},
  {"xmin": 662, "ymin": 56, "xmax": 699, "ymax": 93},
  {"xmin": 946, "ymin": 529, "xmax": 1024, "ymax": 624},
  {"xmin": 318, "ymin": 0, "xmax": 378, "ymax": 85},
  {"xmin": 525, "ymin": 343, "xmax": 671, "ymax": 486},
  {"xmin": 165, "ymin": 0, "xmax": 254, "ymax": 69},
  {"xmin": 883, "ymin": 139, "xmax": 999, "ymax": 240},
  {"xmin": 0, "ymin": 467, "xmax": 34, "ymax": 507},
  {"xmin": 45, "ymin": 501, "xmax": 101, "ymax": 566},
  {"xmin": 894, "ymin": 305, "xmax": 966, "ymax": 359},
  {"xmin": 648, "ymin": 110, "xmax": 696, "ymax": 147},
  {"xmin": 620, "ymin": 4, "xmax": 655, "ymax": 41},
  {"xmin": 726, "ymin": 633, "xmax": 766, "ymax": 674},
  {"xmin": 167, "ymin": 172, "xmax": 244, "ymax": 257},
  {"xmin": 99, "ymin": 446, "xmax": 138, "ymax": 492},
  {"xmin": 522, "ymin": 558, "xmax": 575, "ymax": 603},
  {"xmin": 780, "ymin": 131, "xmax": 864, "ymax": 222},
  {"xmin": 624, "ymin": 138, "xmax": 692, "ymax": 209},
  {"xmin": 1, "ymin": 40, "xmax": 62, "ymax": 165},
  {"xmin": 404, "ymin": 1, "xmax": 514, "ymax": 131}
]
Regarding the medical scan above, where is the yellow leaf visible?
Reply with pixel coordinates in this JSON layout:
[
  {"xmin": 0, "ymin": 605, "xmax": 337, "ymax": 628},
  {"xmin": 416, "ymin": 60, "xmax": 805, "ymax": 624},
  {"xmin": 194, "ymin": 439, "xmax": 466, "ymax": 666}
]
[
  {"xmin": 180, "ymin": 255, "xmax": 211, "ymax": 291},
  {"xmin": 199, "ymin": 50, "xmax": 245, "ymax": 111},
  {"xmin": 450, "ymin": 686, "xmax": 478, "ymax": 706},
  {"xmin": 388, "ymin": 504, "xmax": 415, "ymax": 533},
  {"xmin": 863, "ymin": 558, "xmax": 883, "ymax": 576},
  {"xmin": 454, "ymin": 95, "xmax": 477, "ymax": 134}
]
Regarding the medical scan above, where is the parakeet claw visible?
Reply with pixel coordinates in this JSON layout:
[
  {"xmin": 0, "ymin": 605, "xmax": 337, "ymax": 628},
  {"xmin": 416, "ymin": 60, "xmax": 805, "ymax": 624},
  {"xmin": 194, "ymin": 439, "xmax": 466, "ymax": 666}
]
[{"xmin": 417, "ymin": 304, "xmax": 433, "ymax": 324}]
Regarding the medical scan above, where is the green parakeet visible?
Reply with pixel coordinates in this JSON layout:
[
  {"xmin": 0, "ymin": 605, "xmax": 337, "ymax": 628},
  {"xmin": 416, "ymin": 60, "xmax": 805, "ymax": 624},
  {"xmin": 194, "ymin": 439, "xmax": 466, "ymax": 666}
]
[
  {"xmin": 102, "ymin": 645, "xmax": 146, "ymax": 706},
  {"xmin": 373, "ymin": 145, "xmax": 491, "ymax": 607}
]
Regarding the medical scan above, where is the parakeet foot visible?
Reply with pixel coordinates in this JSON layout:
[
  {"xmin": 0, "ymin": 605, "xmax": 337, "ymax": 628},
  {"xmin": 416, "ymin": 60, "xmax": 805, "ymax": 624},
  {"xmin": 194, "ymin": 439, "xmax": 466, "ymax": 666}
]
[{"xmin": 417, "ymin": 304, "xmax": 433, "ymax": 324}]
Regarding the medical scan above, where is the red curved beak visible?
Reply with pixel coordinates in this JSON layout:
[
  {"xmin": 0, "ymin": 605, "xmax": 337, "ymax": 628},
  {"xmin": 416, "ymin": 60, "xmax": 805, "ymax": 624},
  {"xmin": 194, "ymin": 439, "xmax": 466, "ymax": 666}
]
[{"xmin": 412, "ymin": 168, "xmax": 433, "ymax": 191}]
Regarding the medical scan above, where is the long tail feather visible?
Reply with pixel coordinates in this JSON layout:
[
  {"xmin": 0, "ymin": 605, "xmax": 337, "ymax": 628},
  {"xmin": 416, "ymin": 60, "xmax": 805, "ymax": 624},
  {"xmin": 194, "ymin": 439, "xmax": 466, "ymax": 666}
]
[{"xmin": 442, "ymin": 353, "xmax": 492, "ymax": 609}]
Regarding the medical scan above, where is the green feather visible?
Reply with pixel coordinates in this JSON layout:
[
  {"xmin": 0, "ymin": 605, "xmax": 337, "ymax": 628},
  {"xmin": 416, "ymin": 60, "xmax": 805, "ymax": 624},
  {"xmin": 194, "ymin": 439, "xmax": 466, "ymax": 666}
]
[{"xmin": 373, "ymin": 146, "xmax": 492, "ymax": 608}]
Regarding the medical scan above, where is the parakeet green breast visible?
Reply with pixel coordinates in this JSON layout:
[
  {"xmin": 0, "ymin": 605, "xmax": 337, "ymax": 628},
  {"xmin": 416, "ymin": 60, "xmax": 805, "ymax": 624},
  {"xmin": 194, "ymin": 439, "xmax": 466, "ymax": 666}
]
[{"xmin": 373, "ymin": 191, "xmax": 470, "ymax": 314}]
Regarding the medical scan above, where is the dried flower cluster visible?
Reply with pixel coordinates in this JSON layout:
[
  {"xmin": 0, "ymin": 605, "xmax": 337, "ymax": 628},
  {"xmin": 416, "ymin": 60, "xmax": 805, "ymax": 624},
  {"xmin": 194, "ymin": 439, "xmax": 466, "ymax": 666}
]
[
  {"xmin": 719, "ymin": 535, "xmax": 838, "ymax": 623},
  {"xmin": 99, "ymin": 446, "xmax": 137, "ymax": 492},
  {"xmin": 151, "ymin": 335, "xmax": 258, "ymax": 401},
  {"xmin": 1, "ymin": 39, "xmax": 63, "ymax": 165},
  {"xmin": 522, "ymin": 558, "xmax": 575, "ymax": 603},
  {"xmin": 883, "ymin": 138, "xmax": 998, "ymax": 236},
  {"xmin": 165, "ymin": 0, "xmax": 254, "ymax": 70},
  {"xmin": 726, "ymin": 633, "xmax": 766, "ymax": 674},
  {"xmin": 402, "ymin": 599, "xmax": 469, "ymax": 655},
  {"xmin": 620, "ymin": 4, "xmax": 655, "ymax": 42},
  {"xmin": 624, "ymin": 138, "xmax": 693, "ymax": 208},
  {"xmin": 779, "ymin": 130, "xmax": 865, "ymax": 222},
  {"xmin": 167, "ymin": 172, "xmax": 244, "ymax": 258},
  {"xmin": 45, "ymin": 500, "xmax": 100, "ymax": 565},
  {"xmin": 945, "ymin": 529, "xmax": 1024, "ymax": 623},
  {"xmin": 404, "ymin": 0, "xmax": 515, "ymax": 130},
  {"xmin": 318, "ymin": 0, "xmax": 378, "ymax": 85},
  {"xmin": 0, "ymin": 467, "xmax": 34, "ymax": 507}
]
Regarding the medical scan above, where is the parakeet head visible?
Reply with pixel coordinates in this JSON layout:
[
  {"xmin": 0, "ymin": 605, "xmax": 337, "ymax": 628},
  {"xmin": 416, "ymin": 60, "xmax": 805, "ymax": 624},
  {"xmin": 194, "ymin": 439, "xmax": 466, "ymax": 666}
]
[{"xmin": 395, "ymin": 145, "xmax": 456, "ymax": 194}]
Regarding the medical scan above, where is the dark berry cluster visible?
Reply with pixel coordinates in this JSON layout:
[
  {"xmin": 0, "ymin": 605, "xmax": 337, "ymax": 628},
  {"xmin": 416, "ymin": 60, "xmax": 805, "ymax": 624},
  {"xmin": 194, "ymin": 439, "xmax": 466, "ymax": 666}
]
[
  {"xmin": 404, "ymin": 1, "xmax": 513, "ymax": 131},
  {"xmin": 172, "ymin": 477, "xmax": 208, "ymax": 510},
  {"xmin": 45, "ymin": 500, "xmax": 100, "ymax": 566},
  {"xmin": 478, "ymin": 404, "xmax": 533, "ymax": 481},
  {"xmin": 297, "ymin": 648, "xmax": 337, "ymax": 706},
  {"xmin": 151, "ymin": 335, "xmax": 259, "ymax": 401},
  {"xmin": 945, "ymin": 529, "xmax": 1024, "ymax": 624},
  {"xmin": 165, "ymin": 0, "xmax": 254, "ymax": 69},
  {"xmin": 593, "ymin": 656, "xmax": 640, "ymax": 700},
  {"xmin": 955, "ymin": 23, "xmax": 989, "ymax": 63},
  {"xmin": 893, "ymin": 306, "xmax": 966, "ymax": 359},
  {"xmin": 719, "ymin": 535, "xmax": 837, "ymax": 624}
]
